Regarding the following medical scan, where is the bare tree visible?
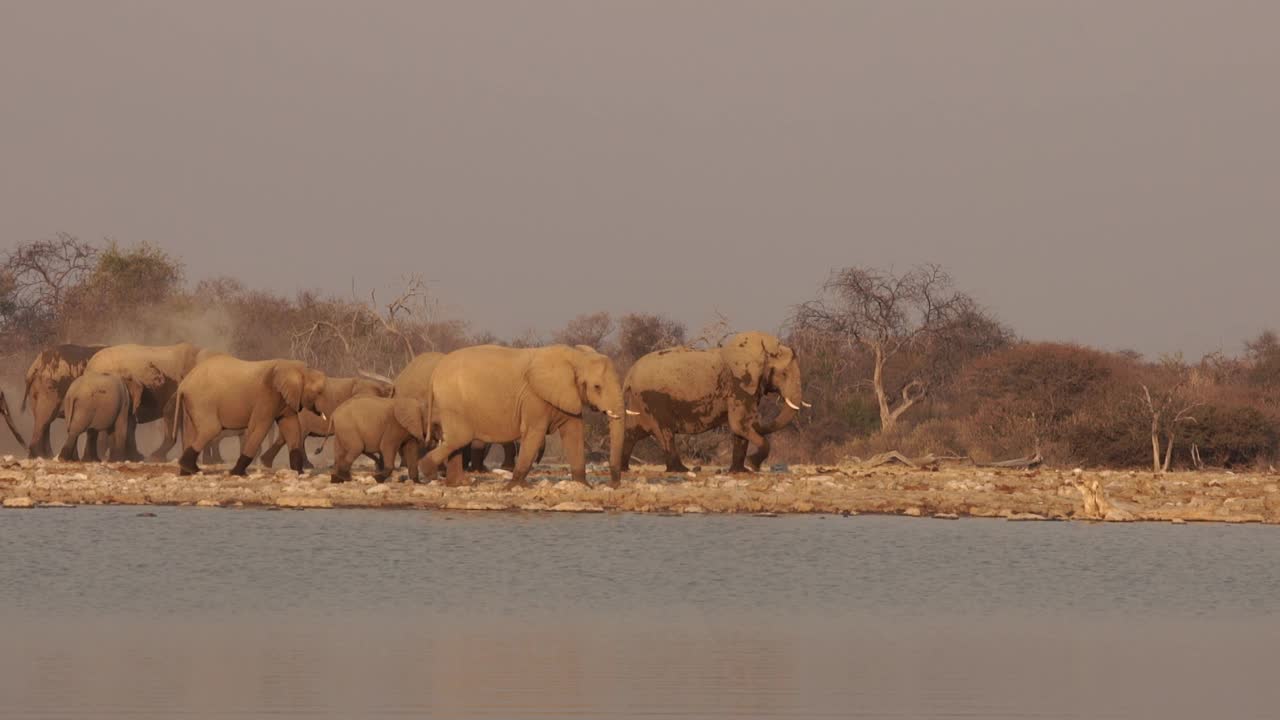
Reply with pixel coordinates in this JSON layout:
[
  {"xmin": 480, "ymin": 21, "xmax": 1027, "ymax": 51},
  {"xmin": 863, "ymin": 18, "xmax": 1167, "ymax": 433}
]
[
  {"xmin": 688, "ymin": 309, "xmax": 734, "ymax": 350},
  {"xmin": 0, "ymin": 234, "xmax": 98, "ymax": 345},
  {"xmin": 290, "ymin": 275, "xmax": 449, "ymax": 375},
  {"xmin": 617, "ymin": 312, "xmax": 687, "ymax": 366},
  {"xmin": 553, "ymin": 312, "xmax": 615, "ymax": 351},
  {"xmin": 791, "ymin": 264, "xmax": 981, "ymax": 433},
  {"xmin": 1139, "ymin": 355, "xmax": 1203, "ymax": 473}
]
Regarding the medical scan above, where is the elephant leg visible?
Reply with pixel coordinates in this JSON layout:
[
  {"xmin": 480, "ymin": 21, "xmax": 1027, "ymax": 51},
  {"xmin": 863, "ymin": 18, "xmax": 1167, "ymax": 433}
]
[
  {"xmin": 655, "ymin": 426, "xmax": 688, "ymax": 473},
  {"xmin": 259, "ymin": 433, "xmax": 286, "ymax": 468},
  {"xmin": 401, "ymin": 439, "xmax": 422, "ymax": 483},
  {"xmin": 509, "ymin": 424, "xmax": 549, "ymax": 489},
  {"xmin": 57, "ymin": 429, "xmax": 81, "ymax": 462},
  {"xmin": 146, "ymin": 396, "xmax": 178, "ymax": 462},
  {"xmin": 242, "ymin": 415, "xmax": 287, "ymax": 475},
  {"xmin": 82, "ymin": 429, "xmax": 102, "ymax": 463},
  {"xmin": 468, "ymin": 441, "xmax": 491, "ymax": 473},
  {"xmin": 500, "ymin": 442, "xmax": 518, "ymax": 471},
  {"xmin": 620, "ymin": 424, "xmax": 649, "ymax": 471},
  {"xmin": 331, "ymin": 437, "xmax": 357, "ymax": 484},
  {"xmin": 728, "ymin": 434, "xmax": 751, "ymax": 473},
  {"xmin": 374, "ymin": 435, "xmax": 403, "ymax": 483},
  {"xmin": 746, "ymin": 433, "xmax": 771, "ymax": 471},
  {"xmin": 179, "ymin": 414, "xmax": 223, "ymax": 476},
  {"xmin": 30, "ymin": 394, "xmax": 59, "ymax": 459},
  {"xmin": 422, "ymin": 414, "xmax": 473, "ymax": 486},
  {"xmin": 108, "ymin": 411, "xmax": 131, "ymax": 463},
  {"xmin": 559, "ymin": 419, "xmax": 588, "ymax": 486}
]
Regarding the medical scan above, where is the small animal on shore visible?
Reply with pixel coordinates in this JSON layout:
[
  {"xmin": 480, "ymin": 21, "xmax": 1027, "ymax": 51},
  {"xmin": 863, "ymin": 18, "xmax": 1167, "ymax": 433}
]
[{"xmin": 320, "ymin": 396, "xmax": 430, "ymax": 484}]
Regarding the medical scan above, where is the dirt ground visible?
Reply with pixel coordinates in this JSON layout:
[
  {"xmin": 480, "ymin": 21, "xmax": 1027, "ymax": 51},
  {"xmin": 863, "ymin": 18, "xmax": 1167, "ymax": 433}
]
[{"xmin": 2, "ymin": 456, "xmax": 1278, "ymax": 524}]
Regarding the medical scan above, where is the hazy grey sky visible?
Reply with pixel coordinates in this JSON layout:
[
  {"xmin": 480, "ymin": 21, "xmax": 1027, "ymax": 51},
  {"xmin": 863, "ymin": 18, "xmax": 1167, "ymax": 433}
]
[{"xmin": 2, "ymin": 1, "xmax": 1277, "ymax": 358}]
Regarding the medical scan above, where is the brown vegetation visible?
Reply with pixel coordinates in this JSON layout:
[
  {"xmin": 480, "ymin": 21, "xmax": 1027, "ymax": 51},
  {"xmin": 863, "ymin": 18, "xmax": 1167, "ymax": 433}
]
[{"xmin": 3, "ymin": 237, "xmax": 1279, "ymax": 471}]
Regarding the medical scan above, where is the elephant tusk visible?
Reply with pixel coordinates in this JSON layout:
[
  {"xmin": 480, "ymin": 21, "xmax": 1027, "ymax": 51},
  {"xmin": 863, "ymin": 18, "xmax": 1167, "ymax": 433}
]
[
  {"xmin": 606, "ymin": 410, "xmax": 621, "ymax": 420},
  {"xmin": 785, "ymin": 398, "xmax": 802, "ymax": 411},
  {"xmin": 319, "ymin": 412, "xmax": 328, "ymax": 422},
  {"xmin": 801, "ymin": 401, "xmax": 812, "ymax": 408},
  {"xmin": 625, "ymin": 409, "xmax": 641, "ymax": 416}
]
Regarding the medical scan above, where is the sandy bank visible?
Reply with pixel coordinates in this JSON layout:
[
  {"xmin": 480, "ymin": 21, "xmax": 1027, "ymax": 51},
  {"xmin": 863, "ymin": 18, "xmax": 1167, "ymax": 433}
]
[{"xmin": 1, "ymin": 458, "xmax": 1278, "ymax": 523}]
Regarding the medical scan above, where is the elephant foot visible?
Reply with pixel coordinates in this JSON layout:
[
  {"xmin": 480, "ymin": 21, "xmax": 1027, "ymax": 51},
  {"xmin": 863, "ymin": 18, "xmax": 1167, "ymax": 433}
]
[
  {"xmin": 470, "ymin": 463, "xmax": 491, "ymax": 474},
  {"xmin": 374, "ymin": 472, "xmax": 391, "ymax": 484},
  {"xmin": 178, "ymin": 448, "xmax": 200, "ymax": 476},
  {"xmin": 666, "ymin": 463, "xmax": 690, "ymax": 473},
  {"xmin": 229, "ymin": 454, "xmax": 254, "ymax": 476},
  {"xmin": 331, "ymin": 471, "xmax": 351, "ymax": 484},
  {"xmin": 57, "ymin": 450, "xmax": 77, "ymax": 463},
  {"xmin": 502, "ymin": 480, "xmax": 528, "ymax": 491},
  {"xmin": 726, "ymin": 464, "xmax": 753, "ymax": 474},
  {"xmin": 288, "ymin": 449, "xmax": 306, "ymax": 473}
]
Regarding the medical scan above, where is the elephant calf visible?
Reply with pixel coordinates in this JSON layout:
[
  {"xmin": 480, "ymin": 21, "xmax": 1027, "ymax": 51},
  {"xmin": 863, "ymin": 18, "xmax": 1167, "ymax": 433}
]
[
  {"xmin": 59, "ymin": 371, "xmax": 142, "ymax": 462},
  {"xmin": 325, "ymin": 396, "xmax": 430, "ymax": 484}
]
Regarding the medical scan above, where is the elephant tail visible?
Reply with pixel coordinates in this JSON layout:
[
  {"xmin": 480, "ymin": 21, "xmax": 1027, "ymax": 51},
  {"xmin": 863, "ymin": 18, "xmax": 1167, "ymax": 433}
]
[
  {"xmin": 314, "ymin": 415, "xmax": 336, "ymax": 455},
  {"xmin": 170, "ymin": 391, "xmax": 185, "ymax": 447}
]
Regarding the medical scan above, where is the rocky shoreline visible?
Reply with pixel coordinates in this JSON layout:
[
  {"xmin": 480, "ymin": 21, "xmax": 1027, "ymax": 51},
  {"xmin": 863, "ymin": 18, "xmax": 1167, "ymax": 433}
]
[{"xmin": 1, "ymin": 458, "xmax": 1278, "ymax": 523}]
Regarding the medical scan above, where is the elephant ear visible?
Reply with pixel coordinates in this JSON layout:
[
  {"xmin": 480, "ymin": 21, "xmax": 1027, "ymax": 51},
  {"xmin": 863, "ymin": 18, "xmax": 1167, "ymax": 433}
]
[
  {"xmin": 525, "ymin": 349, "xmax": 582, "ymax": 416},
  {"xmin": 271, "ymin": 363, "xmax": 305, "ymax": 412},
  {"xmin": 393, "ymin": 398, "xmax": 428, "ymax": 442},
  {"xmin": 720, "ymin": 334, "xmax": 767, "ymax": 396},
  {"xmin": 124, "ymin": 378, "xmax": 146, "ymax": 415}
]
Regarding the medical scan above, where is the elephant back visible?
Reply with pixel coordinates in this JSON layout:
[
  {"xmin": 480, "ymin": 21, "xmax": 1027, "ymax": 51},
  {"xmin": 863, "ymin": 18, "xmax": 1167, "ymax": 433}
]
[
  {"xmin": 23, "ymin": 344, "xmax": 106, "ymax": 410},
  {"xmin": 392, "ymin": 352, "xmax": 445, "ymax": 402},
  {"xmin": 625, "ymin": 346, "xmax": 722, "ymax": 402}
]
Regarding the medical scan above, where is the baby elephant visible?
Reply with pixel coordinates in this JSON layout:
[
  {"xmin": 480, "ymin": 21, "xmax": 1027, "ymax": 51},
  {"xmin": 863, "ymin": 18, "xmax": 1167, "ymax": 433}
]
[
  {"xmin": 324, "ymin": 396, "xmax": 430, "ymax": 484},
  {"xmin": 59, "ymin": 371, "xmax": 143, "ymax": 462}
]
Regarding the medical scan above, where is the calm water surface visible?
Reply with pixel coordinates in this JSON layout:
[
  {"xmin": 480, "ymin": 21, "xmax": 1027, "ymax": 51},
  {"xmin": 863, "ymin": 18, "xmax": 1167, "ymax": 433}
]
[{"xmin": 2, "ymin": 508, "xmax": 1278, "ymax": 719}]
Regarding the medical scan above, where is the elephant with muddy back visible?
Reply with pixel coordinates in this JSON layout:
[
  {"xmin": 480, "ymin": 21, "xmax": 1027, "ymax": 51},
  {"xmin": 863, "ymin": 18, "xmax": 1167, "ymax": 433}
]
[
  {"xmin": 20, "ymin": 343, "xmax": 105, "ymax": 458},
  {"xmin": 84, "ymin": 343, "xmax": 217, "ymax": 461},
  {"xmin": 174, "ymin": 355, "xmax": 328, "ymax": 475},
  {"xmin": 420, "ymin": 344, "xmax": 627, "ymax": 488},
  {"xmin": 57, "ymin": 371, "xmax": 149, "ymax": 462},
  {"xmin": 621, "ymin": 331, "xmax": 807, "ymax": 473}
]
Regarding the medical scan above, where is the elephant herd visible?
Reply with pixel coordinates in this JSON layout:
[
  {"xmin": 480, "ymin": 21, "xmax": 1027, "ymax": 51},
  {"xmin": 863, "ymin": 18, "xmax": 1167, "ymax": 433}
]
[{"xmin": 0, "ymin": 331, "xmax": 807, "ymax": 486}]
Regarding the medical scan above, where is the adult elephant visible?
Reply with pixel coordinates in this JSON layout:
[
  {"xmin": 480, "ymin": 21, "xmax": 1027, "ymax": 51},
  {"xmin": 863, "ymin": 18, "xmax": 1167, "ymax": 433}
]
[
  {"xmin": 392, "ymin": 351, "xmax": 520, "ymax": 472},
  {"xmin": 84, "ymin": 342, "xmax": 216, "ymax": 461},
  {"xmin": 420, "ymin": 345, "xmax": 626, "ymax": 488},
  {"xmin": 258, "ymin": 375, "xmax": 392, "ymax": 467},
  {"xmin": 621, "ymin": 331, "xmax": 807, "ymax": 473},
  {"xmin": 20, "ymin": 343, "xmax": 105, "ymax": 457},
  {"xmin": 174, "ymin": 355, "xmax": 328, "ymax": 475}
]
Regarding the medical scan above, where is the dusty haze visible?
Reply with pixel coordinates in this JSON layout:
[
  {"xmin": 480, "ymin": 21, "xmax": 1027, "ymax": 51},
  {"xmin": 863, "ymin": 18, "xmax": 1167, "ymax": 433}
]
[{"xmin": 2, "ymin": 1, "xmax": 1277, "ymax": 357}]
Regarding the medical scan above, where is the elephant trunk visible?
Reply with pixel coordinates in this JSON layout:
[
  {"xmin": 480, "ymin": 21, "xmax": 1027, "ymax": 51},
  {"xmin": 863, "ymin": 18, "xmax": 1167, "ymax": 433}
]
[
  {"xmin": 757, "ymin": 400, "xmax": 799, "ymax": 435},
  {"xmin": 0, "ymin": 392, "xmax": 27, "ymax": 448},
  {"xmin": 608, "ymin": 415, "xmax": 624, "ymax": 486}
]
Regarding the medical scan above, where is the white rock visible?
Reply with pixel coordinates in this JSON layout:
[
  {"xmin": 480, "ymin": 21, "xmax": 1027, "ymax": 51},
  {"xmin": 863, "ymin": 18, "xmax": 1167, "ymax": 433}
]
[
  {"xmin": 365, "ymin": 484, "xmax": 390, "ymax": 495},
  {"xmin": 549, "ymin": 501, "xmax": 604, "ymax": 513}
]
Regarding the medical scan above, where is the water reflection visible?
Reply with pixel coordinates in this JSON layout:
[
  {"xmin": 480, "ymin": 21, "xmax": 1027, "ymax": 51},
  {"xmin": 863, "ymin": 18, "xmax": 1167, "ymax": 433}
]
[{"xmin": 1, "ymin": 509, "xmax": 1278, "ymax": 718}]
